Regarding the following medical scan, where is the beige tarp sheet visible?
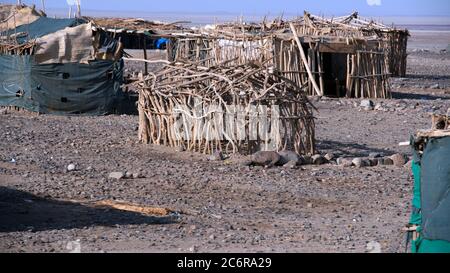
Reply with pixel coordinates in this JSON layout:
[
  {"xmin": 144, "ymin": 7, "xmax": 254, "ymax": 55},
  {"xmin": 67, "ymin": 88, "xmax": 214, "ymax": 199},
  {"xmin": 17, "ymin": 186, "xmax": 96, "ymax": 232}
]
[
  {"xmin": 0, "ymin": 5, "xmax": 41, "ymax": 31},
  {"xmin": 34, "ymin": 23, "xmax": 95, "ymax": 64}
]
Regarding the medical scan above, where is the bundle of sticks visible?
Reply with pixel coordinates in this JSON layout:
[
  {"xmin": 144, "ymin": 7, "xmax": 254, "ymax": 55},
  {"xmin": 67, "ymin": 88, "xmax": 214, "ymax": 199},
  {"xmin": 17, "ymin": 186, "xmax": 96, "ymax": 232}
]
[
  {"xmin": 135, "ymin": 60, "xmax": 316, "ymax": 155},
  {"xmin": 0, "ymin": 40, "xmax": 35, "ymax": 55}
]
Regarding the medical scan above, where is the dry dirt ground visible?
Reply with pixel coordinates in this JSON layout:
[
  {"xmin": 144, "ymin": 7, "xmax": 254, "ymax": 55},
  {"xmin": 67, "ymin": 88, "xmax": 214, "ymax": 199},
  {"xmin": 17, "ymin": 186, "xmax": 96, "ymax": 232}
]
[{"xmin": 1, "ymin": 33, "xmax": 449, "ymax": 253}]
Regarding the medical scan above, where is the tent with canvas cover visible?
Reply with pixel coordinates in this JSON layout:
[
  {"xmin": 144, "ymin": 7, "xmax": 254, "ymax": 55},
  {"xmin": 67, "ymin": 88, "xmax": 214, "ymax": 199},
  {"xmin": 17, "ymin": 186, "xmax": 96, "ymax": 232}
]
[{"xmin": 0, "ymin": 4, "xmax": 125, "ymax": 115}]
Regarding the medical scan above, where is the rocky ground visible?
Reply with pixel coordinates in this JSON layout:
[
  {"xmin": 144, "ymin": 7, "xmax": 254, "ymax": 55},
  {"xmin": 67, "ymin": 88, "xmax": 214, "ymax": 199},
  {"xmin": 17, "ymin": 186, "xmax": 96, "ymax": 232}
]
[{"xmin": 1, "ymin": 32, "xmax": 449, "ymax": 253}]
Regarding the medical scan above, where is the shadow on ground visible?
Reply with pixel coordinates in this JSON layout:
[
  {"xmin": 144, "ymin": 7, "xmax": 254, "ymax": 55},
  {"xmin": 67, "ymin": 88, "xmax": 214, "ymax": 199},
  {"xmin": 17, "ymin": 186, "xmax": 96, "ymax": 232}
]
[
  {"xmin": 317, "ymin": 140, "xmax": 394, "ymax": 157},
  {"xmin": 404, "ymin": 74, "xmax": 450, "ymax": 80},
  {"xmin": 0, "ymin": 187, "xmax": 177, "ymax": 233},
  {"xmin": 391, "ymin": 91, "xmax": 450, "ymax": 100}
]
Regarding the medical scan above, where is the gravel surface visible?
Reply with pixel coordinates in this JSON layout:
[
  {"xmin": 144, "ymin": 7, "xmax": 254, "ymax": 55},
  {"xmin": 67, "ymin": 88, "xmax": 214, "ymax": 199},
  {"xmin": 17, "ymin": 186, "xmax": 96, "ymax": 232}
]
[{"xmin": 1, "ymin": 43, "xmax": 449, "ymax": 253}]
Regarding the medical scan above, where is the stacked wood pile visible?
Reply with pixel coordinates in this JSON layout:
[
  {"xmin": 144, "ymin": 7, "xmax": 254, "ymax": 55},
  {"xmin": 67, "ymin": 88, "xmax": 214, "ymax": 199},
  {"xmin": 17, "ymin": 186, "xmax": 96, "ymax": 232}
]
[
  {"xmin": 0, "ymin": 40, "xmax": 35, "ymax": 55},
  {"xmin": 135, "ymin": 60, "xmax": 316, "ymax": 155}
]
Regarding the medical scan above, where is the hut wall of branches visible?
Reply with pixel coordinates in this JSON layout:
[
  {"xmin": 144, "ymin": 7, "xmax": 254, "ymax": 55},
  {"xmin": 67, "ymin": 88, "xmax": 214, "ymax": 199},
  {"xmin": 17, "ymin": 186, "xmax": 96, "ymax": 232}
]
[
  {"xmin": 292, "ymin": 12, "xmax": 409, "ymax": 77},
  {"xmin": 166, "ymin": 34, "xmax": 274, "ymax": 67},
  {"xmin": 166, "ymin": 31, "xmax": 391, "ymax": 99},
  {"xmin": 273, "ymin": 35, "xmax": 391, "ymax": 98},
  {"xmin": 136, "ymin": 61, "xmax": 316, "ymax": 155}
]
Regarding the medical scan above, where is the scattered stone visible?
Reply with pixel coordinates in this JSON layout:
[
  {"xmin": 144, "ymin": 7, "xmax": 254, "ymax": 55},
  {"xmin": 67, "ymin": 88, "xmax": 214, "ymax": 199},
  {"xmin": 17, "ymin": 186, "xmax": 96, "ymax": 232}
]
[
  {"xmin": 307, "ymin": 202, "xmax": 313, "ymax": 208},
  {"xmin": 352, "ymin": 158, "xmax": 364, "ymax": 168},
  {"xmin": 175, "ymin": 146, "xmax": 185, "ymax": 152},
  {"xmin": 362, "ymin": 159, "xmax": 371, "ymax": 168},
  {"xmin": 208, "ymin": 150, "xmax": 224, "ymax": 161},
  {"xmin": 124, "ymin": 171, "xmax": 133, "ymax": 179},
  {"xmin": 390, "ymin": 153, "xmax": 406, "ymax": 167},
  {"xmin": 132, "ymin": 172, "xmax": 140, "ymax": 179},
  {"xmin": 250, "ymin": 151, "xmax": 280, "ymax": 167},
  {"xmin": 369, "ymin": 152, "xmax": 381, "ymax": 158},
  {"xmin": 368, "ymin": 158, "xmax": 379, "ymax": 167},
  {"xmin": 324, "ymin": 153, "xmax": 334, "ymax": 161},
  {"xmin": 188, "ymin": 245, "xmax": 198, "ymax": 253},
  {"xmin": 360, "ymin": 100, "xmax": 374, "ymax": 111},
  {"xmin": 337, "ymin": 157, "xmax": 352, "ymax": 167},
  {"xmin": 301, "ymin": 155, "xmax": 312, "ymax": 165},
  {"xmin": 374, "ymin": 103, "xmax": 384, "ymax": 111},
  {"xmin": 108, "ymin": 172, "xmax": 124, "ymax": 180},
  {"xmin": 429, "ymin": 84, "xmax": 440, "ymax": 89},
  {"xmin": 381, "ymin": 158, "xmax": 394, "ymax": 166},
  {"xmin": 67, "ymin": 164, "xmax": 76, "ymax": 172},
  {"xmin": 366, "ymin": 241, "xmax": 382, "ymax": 253},
  {"xmin": 283, "ymin": 160, "xmax": 297, "ymax": 169},
  {"xmin": 312, "ymin": 154, "xmax": 327, "ymax": 165},
  {"xmin": 278, "ymin": 150, "xmax": 301, "ymax": 165}
]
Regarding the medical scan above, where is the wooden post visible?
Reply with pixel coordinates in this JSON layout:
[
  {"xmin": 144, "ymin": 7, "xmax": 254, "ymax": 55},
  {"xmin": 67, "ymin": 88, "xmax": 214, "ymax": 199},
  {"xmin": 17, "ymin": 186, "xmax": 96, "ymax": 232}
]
[
  {"xmin": 76, "ymin": 0, "xmax": 81, "ymax": 18},
  {"xmin": 289, "ymin": 23, "xmax": 322, "ymax": 96},
  {"xmin": 138, "ymin": 73, "xmax": 150, "ymax": 144},
  {"xmin": 41, "ymin": 0, "xmax": 46, "ymax": 13},
  {"xmin": 316, "ymin": 47, "xmax": 324, "ymax": 96},
  {"xmin": 143, "ymin": 37, "xmax": 148, "ymax": 75}
]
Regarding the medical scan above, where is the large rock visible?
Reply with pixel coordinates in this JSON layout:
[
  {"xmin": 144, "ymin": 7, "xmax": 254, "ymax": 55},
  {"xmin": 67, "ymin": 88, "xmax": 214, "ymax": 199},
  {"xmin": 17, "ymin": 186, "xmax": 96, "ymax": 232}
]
[
  {"xmin": 67, "ymin": 164, "xmax": 76, "ymax": 172},
  {"xmin": 283, "ymin": 160, "xmax": 298, "ymax": 169},
  {"xmin": 278, "ymin": 150, "xmax": 301, "ymax": 165},
  {"xmin": 337, "ymin": 157, "xmax": 352, "ymax": 167},
  {"xmin": 301, "ymin": 155, "xmax": 312, "ymax": 165},
  {"xmin": 381, "ymin": 158, "xmax": 394, "ymax": 166},
  {"xmin": 324, "ymin": 153, "xmax": 335, "ymax": 161},
  {"xmin": 390, "ymin": 153, "xmax": 406, "ymax": 167},
  {"xmin": 374, "ymin": 103, "xmax": 384, "ymax": 111},
  {"xmin": 250, "ymin": 151, "xmax": 280, "ymax": 167},
  {"xmin": 109, "ymin": 172, "xmax": 125, "ymax": 180},
  {"xmin": 208, "ymin": 150, "xmax": 224, "ymax": 161},
  {"xmin": 362, "ymin": 159, "xmax": 372, "ymax": 167},
  {"xmin": 312, "ymin": 154, "xmax": 327, "ymax": 165},
  {"xmin": 360, "ymin": 100, "xmax": 374, "ymax": 111},
  {"xmin": 352, "ymin": 158, "xmax": 364, "ymax": 168},
  {"xmin": 368, "ymin": 158, "xmax": 379, "ymax": 167},
  {"xmin": 429, "ymin": 84, "xmax": 440, "ymax": 89}
]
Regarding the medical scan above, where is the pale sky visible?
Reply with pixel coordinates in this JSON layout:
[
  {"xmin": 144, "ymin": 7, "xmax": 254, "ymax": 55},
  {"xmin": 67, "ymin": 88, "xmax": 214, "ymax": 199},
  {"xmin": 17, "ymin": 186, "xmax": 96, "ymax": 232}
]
[{"xmin": 2, "ymin": 0, "xmax": 450, "ymax": 25}]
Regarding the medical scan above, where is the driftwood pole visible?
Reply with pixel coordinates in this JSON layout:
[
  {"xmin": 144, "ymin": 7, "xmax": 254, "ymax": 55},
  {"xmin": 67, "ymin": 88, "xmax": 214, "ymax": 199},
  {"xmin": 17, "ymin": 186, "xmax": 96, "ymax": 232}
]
[
  {"xmin": 143, "ymin": 37, "xmax": 148, "ymax": 75},
  {"xmin": 289, "ymin": 23, "xmax": 322, "ymax": 96},
  {"xmin": 76, "ymin": 0, "xmax": 81, "ymax": 18}
]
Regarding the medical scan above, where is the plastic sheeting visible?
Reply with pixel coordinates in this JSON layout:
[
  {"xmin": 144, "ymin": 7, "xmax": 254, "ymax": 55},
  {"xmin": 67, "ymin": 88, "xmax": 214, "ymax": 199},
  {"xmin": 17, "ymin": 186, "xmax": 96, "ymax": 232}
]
[
  {"xmin": 420, "ymin": 136, "xmax": 450, "ymax": 242},
  {"xmin": 4, "ymin": 17, "xmax": 83, "ymax": 44},
  {"xmin": 0, "ymin": 55, "xmax": 124, "ymax": 115},
  {"xmin": 409, "ymin": 135, "xmax": 450, "ymax": 253},
  {"xmin": 34, "ymin": 23, "xmax": 95, "ymax": 64},
  {"xmin": 0, "ymin": 55, "xmax": 32, "ymax": 109}
]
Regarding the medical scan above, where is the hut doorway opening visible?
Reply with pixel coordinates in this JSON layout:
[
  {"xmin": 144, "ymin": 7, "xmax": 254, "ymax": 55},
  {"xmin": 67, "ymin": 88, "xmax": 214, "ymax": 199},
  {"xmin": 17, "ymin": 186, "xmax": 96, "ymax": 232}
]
[{"xmin": 322, "ymin": 53, "xmax": 348, "ymax": 97}]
